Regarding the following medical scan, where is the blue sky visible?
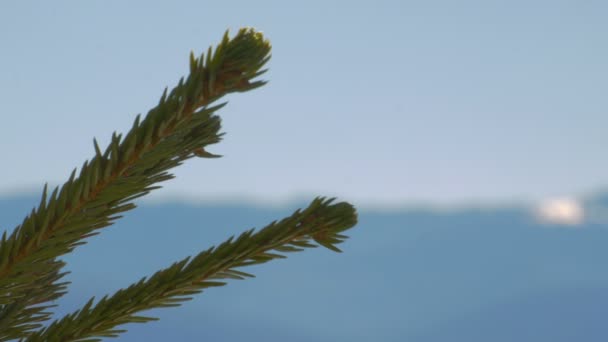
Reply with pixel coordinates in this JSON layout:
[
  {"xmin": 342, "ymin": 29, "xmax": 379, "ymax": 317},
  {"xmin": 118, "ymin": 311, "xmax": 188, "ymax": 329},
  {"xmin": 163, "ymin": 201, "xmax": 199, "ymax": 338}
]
[{"xmin": 1, "ymin": 1, "xmax": 607, "ymax": 207}]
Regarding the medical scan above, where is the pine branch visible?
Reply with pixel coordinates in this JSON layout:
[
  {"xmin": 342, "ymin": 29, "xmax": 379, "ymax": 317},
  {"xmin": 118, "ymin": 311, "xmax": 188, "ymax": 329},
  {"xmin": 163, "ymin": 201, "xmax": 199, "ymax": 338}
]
[
  {"xmin": 0, "ymin": 264, "xmax": 69, "ymax": 341},
  {"xmin": 0, "ymin": 28, "xmax": 271, "ymax": 338},
  {"xmin": 23, "ymin": 197, "xmax": 357, "ymax": 342}
]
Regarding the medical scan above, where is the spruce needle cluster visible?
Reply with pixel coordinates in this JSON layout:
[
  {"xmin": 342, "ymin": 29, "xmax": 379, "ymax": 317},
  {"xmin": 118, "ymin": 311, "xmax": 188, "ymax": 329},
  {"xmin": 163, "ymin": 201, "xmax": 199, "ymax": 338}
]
[{"xmin": 0, "ymin": 28, "xmax": 357, "ymax": 341}]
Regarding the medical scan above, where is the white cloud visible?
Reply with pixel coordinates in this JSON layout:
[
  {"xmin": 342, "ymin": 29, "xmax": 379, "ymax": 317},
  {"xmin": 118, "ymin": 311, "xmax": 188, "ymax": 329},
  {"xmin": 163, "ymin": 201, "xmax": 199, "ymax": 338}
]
[{"xmin": 535, "ymin": 197, "xmax": 584, "ymax": 226}]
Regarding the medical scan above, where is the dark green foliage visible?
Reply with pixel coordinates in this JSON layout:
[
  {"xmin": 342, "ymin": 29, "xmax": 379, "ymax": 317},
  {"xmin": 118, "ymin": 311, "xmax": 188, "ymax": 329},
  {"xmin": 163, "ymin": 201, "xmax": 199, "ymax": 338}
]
[
  {"xmin": 25, "ymin": 198, "xmax": 355, "ymax": 342},
  {"xmin": 0, "ymin": 28, "xmax": 357, "ymax": 341}
]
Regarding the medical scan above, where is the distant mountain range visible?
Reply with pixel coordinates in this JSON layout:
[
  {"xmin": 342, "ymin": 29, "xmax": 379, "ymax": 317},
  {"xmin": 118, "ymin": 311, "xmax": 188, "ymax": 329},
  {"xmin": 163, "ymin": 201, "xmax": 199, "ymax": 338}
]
[{"xmin": 1, "ymin": 193, "xmax": 607, "ymax": 341}]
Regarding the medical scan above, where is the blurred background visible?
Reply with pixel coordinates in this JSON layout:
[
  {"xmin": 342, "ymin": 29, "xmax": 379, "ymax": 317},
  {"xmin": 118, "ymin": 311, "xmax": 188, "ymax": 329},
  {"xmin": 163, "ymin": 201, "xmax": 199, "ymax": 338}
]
[{"xmin": 1, "ymin": 1, "xmax": 608, "ymax": 341}]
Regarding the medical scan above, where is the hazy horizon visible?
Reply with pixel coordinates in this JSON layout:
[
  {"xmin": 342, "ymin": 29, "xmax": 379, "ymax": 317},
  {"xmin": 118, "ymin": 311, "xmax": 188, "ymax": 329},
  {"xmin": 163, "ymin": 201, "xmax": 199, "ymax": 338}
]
[{"xmin": 1, "ymin": 191, "xmax": 608, "ymax": 341}]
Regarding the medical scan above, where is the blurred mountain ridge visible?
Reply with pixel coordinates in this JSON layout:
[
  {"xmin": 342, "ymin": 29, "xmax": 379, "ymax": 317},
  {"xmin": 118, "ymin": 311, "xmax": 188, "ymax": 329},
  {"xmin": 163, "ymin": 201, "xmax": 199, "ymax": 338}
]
[{"xmin": 1, "ymin": 192, "xmax": 607, "ymax": 341}]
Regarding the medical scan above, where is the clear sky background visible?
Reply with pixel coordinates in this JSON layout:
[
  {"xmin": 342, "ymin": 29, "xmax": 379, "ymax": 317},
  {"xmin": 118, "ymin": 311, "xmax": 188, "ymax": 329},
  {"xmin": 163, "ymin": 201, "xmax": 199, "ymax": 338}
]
[{"xmin": 1, "ymin": 0, "xmax": 607, "ymax": 208}]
